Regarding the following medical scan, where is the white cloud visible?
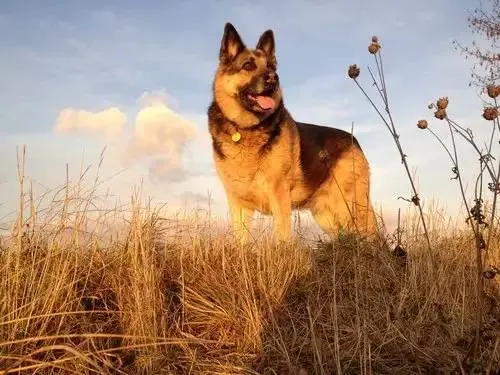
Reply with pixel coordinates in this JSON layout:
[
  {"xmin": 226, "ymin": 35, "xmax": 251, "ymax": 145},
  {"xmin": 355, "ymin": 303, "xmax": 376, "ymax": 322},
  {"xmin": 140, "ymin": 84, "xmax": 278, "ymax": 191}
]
[
  {"xmin": 138, "ymin": 89, "xmax": 178, "ymax": 108},
  {"xmin": 54, "ymin": 107, "xmax": 126, "ymax": 138},
  {"xmin": 50, "ymin": 91, "xmax": 200, "ymax": 185},
  {"xmin": 124, "ymin": 92, "xmax": 198, "ymax": 182}
]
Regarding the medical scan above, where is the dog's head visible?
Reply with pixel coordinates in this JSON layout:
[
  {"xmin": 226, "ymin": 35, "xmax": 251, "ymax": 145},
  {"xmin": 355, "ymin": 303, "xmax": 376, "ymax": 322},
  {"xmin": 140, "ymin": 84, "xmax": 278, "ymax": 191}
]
[{"xmin": 213, "ymin": 23, "xmax": 282, "ymax": 128}]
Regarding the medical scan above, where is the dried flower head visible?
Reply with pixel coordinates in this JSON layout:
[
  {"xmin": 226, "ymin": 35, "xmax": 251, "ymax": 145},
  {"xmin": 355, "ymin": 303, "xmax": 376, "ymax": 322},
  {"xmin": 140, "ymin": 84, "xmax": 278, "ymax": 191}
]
[
  {"xmin": 371, "ymin": 36, "xmax": 379, "ymax": 43},
  {"xmin": 417, "ymin": 120, "xmax": 428, "ymax": 129},
  {"xmin": 486, "ymin": 85, "xmax": 500, "ymax": 99},
  {"xmin": 482, "ymin": 107, "xmax": 498, "ymax": 121},
  {"xmin": 434, "ymin": 109, "xmax": 446, "ymax": 120},
  {"xmin": 348, "ymin": 64, "xmax": 360, "ymax": 79},
  {"xmin": 368, "ymin": 42, "xmax": 381, "ymax": 54},
  {"xmin": 436, "ymin": 97, "xmax": 449, "ymax": 110}
]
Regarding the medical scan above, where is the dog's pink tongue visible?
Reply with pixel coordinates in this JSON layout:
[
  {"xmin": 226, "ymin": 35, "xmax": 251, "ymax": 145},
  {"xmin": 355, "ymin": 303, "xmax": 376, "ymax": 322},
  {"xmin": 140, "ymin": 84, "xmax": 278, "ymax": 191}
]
[{"xmin": 255, "ymin": 96, "xmax": 275, "ymax": 110}]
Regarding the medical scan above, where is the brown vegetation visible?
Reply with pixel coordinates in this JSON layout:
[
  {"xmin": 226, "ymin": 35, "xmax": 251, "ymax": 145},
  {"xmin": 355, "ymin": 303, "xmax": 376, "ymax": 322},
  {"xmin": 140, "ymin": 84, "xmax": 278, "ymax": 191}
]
[{"xmin": 0, "ymin": 173, "xmax": 498, "ymax": 374}]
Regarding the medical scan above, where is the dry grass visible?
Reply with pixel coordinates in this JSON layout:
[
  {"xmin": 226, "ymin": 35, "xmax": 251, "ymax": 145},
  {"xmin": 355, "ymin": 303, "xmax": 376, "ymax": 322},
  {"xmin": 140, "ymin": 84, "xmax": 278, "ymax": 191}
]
[{"xmin": 0, "ymin": 172, "xmax": 499, "ymax": 375}]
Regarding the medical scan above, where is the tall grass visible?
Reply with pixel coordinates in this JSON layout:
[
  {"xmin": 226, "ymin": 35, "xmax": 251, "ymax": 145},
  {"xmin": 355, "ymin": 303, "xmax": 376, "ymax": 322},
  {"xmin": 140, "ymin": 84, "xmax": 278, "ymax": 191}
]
[{"xmin": 0, "ymin": 151, "xmax": 499, "ymax": 374}]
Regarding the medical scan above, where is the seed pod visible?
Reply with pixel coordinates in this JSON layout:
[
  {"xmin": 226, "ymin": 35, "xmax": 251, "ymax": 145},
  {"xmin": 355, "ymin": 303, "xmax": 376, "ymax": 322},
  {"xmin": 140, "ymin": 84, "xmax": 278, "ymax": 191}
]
[
  {"xmin": 368, "ymin": 42, "xmax": 381, "ymax": 54},
  {"xmin": 483, "ymin": 107, "xmax": 498, "ymax": 121},
  {"xmin": 434, "ymin": 109, "xmax": 446, "ymax": 120},
  {"xmin": 436, "ymin": 97, "xmax": 449, "ymax": 110},
  {"xmin": 486, "ymin": 85, "xmax": 500, "ymax": 99},
  {"xmin": 417, "ymin": 120, "xmax": 428, "ymax": 129},
  {"xmin": 348, "ymin": 64, "xmax": 360, "ymax": 79}
]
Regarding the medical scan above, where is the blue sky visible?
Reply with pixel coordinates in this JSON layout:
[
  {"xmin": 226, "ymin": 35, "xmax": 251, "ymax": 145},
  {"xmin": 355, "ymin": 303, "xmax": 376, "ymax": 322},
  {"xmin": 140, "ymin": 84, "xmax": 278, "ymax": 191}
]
[{"xmin": 0, "ymin": 0, "xmax": 494, "ymax": 229}]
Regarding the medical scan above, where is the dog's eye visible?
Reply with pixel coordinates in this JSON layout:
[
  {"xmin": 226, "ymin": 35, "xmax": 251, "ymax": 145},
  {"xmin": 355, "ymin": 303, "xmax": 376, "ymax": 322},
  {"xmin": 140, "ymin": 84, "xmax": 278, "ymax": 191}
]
[{"xmin": 242, "ymin": 61, "xmax": 256, "ymax": 71}]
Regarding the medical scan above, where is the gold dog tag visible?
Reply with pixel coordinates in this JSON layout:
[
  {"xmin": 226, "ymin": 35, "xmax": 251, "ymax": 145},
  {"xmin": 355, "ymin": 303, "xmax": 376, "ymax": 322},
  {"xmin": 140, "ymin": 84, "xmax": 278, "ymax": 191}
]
[{"xmin": 231, "ymin": 132, "xmax": 241, "ymax": 142}]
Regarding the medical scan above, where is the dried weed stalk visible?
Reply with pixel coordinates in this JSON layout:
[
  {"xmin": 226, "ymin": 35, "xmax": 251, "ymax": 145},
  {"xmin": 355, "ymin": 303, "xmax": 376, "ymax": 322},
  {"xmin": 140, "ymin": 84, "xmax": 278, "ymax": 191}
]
[
  {"xmin": 347, "ymin": 37, "xmax": 433, "ymax": 262},
  {"xmin": 418, "ymin": 89, "xmax": 500, "ymax": 368}
]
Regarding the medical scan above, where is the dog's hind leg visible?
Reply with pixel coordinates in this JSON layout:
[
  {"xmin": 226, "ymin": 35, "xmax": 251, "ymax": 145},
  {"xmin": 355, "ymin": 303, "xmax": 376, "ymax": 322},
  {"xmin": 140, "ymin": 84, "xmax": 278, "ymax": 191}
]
[
  {"xmin": 311, "ymin": 197, "xmax": 376, "ymax": 238},
  {"xmin": 310, "ymin": 197, "xmax": 355, "ymax": 236},
  {"xmin": 310, "ymin": 146, "xmax": 377, "ymax": 238}
]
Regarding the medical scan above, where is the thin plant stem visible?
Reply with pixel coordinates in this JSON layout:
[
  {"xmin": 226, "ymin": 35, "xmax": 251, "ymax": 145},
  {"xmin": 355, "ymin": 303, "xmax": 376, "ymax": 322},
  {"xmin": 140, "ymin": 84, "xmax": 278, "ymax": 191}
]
[
  {"xmin": 483, "ymin": 156, "xmax": 500, "ymax": 267},
  {"xmin": 487, "ymin": 116, "xmax": 496, "ymax": 157},
  {"xmin": 353, "ymin": 80, "xmax": 394, "ymax": 135},
  {"xmin": 352, "ymin": 78, "xmax": 433, "ymax": 263},
  {"xmin": 375, "ymin": 52, "xmax": 389, "ymax": 107},
  {"xmin": 447, "ymin": 118, "xmax": 497, "ymax": 181},
  {"xmin": 447, "ymin": 119, "xmax": 484, "ymax": 361},
  {"xmin": 367, "ymin": 66, "xmax": 387, "ymax": 106},
  {"xmin": 426, "ymin": 128, "xmax": 456, "ymax": 165},
  {"xmin": 483, "ymin": 99, "xmax": 500, "ymax": 268},
  {"xmin": 445, "ymin": 122, "xmax": 476, "ymax": 230},
  {"xmin": 369, "ymin": 52, "xmax": 433, "ymax": 260}
]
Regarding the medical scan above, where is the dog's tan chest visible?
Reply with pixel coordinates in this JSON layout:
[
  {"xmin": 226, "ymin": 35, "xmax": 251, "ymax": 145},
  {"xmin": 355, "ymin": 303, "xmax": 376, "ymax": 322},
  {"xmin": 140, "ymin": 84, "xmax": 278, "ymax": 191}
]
[{"xmin": 213, "ymin": 144, "xmax": 274, "ymax": 212}]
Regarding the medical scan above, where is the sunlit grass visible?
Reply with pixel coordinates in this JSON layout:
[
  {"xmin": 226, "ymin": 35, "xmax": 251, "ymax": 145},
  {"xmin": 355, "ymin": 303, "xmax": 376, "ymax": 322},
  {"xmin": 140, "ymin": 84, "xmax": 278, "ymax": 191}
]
[{"xmin": 0, "ymin": 160, "xmax": 498, "ymax": 374}]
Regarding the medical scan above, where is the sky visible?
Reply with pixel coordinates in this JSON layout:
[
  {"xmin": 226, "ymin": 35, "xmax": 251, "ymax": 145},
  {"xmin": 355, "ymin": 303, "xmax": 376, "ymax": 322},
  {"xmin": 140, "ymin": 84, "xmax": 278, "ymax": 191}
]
[{"xmin": 0, "ymin": 0, "xmax": 495, "ymax": 231}]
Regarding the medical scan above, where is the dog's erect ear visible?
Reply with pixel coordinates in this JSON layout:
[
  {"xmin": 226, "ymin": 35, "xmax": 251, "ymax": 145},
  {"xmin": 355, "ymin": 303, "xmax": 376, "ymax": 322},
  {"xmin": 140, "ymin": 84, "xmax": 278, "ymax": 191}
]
[
  {"xmin": 219, "ymin": 23, "xmax": 246, "ymax": 63},
  {"xmin": 256, "ymin": 29, "xmax": 275, "ymax": 59}
]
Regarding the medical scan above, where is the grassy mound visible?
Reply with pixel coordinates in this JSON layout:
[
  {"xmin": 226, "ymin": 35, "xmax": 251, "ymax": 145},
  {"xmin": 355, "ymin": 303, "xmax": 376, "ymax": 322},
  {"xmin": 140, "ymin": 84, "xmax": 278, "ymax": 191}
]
[{"xmin": 1, "ymin": 203, "xmax": 498, "ymax": 374}]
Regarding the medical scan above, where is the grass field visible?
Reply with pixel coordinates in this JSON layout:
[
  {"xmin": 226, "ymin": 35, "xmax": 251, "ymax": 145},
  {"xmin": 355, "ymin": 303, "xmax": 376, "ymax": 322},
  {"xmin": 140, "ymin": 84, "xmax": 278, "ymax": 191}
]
[{"xmin": 0, "ymin": 175, "xmax": 499, "ymax": 374}]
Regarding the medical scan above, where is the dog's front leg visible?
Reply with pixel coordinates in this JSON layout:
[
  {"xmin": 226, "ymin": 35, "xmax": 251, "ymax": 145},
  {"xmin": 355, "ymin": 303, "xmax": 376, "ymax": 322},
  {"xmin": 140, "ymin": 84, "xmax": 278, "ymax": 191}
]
[
  {"xmin": 269, "ymin": 182, "xmax": 292, "ymax": 242},
  {"xmin": 228, "ymin": 197, "xmax": 254, "ymax": 245}
]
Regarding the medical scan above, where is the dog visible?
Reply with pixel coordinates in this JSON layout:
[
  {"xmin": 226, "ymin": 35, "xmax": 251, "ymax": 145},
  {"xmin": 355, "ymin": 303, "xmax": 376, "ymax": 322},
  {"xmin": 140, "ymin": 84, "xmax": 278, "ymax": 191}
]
[{"xmin": 208, "ymin": 23, "xmax": 377, "ymax": 243}]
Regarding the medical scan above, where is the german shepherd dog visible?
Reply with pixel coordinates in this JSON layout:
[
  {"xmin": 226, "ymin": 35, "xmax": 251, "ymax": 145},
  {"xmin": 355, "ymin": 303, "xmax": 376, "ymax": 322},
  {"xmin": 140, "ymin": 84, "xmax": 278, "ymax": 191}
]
[{"xmin": 208, "ymin": 23, "xmax": 376, "ymax": 243}]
